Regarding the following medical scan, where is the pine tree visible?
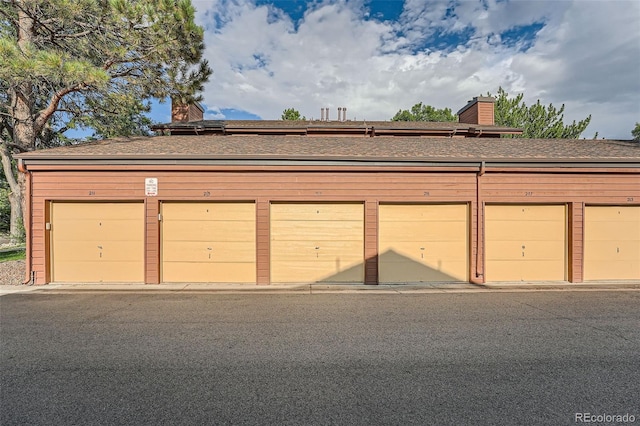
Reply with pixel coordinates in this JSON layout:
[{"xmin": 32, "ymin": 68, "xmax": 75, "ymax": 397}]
[{"xmin": 0, "ymin": 0, "xmax": 212, "ymax": 241}]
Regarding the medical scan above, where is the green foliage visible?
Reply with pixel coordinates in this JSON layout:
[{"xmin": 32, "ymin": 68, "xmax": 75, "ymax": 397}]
[
  {"xmin": 632, "ymin": 123, "xmax": 640, "ymax": 141},
  {"xmin": 0, "ymin": 248, "xmax": 26, "ymax": 262},
  {"xmin": 489, "ymin": 87, "xmax": 591, "ymax": 139},
  {"xmin": 391, "ymin": 103, "xmax": 457, "ymax": 122},
  {"xmin": 0, "ymin": 0, "xmax": 212, "ymax": 238},
  {"xmin": 0, "ymin": 185, "xmax": 9, "ymax": 235},
  {"xmin": 281, "ymin": 108, "xmax": 305, "ymax": 121},
  {"xmin": 0, "ymin": 0, "xmax": 212, "ymax": 146}
]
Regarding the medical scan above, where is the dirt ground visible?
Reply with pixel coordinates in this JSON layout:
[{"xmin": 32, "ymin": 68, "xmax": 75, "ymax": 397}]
[
  {"xmin": 0, "ymin": 260, "xmax": 26, "ymax": 285},
  {"xmin": 0, "ymin": 233, "xmax": 12, "ymax": 248},
  {"xmin": 0, "ymin": 232, "xmax": 27, "ymax": 285}
]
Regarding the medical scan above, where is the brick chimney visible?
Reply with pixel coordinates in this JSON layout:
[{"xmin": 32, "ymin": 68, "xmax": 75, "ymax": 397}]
[
  {"xmin": 457, "ymin": 96, "xmax": 495, "ymax": 125},
  {"xmin": 171, "ymin": 99, "xmax": 205, "ymax": 122}
]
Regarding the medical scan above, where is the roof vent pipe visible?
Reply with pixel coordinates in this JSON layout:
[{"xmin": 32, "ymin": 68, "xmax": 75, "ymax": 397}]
[
  {"xmin": 320, "ymin": 108, "xmax": 325, "ymax": 121},
  {"xmin": 343, "ymin": 107, "xmax": 347, "ymax": 121},
  {"xmin": 338, "ymin": 107, "xmax": 342, "ymax": 122},
  {"xmin": 326, "ymin": 107, "xmax": 330, "ymax": 121}
]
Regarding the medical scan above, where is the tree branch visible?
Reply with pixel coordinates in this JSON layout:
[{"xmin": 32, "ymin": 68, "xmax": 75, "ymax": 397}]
[{"xmin": 34, "ymin": 84, "xmax": 88, "ymax": 136}]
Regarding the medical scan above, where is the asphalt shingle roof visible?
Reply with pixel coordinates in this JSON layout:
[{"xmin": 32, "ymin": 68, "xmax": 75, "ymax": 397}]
[{"xmin": 17, "ymin": 135, "xmax": 640, "ymax": 163}]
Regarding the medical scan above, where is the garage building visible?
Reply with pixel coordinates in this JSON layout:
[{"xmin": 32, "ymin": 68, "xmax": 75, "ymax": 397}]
[{"xmin": 16, "ymin": 98, "xmax": 640, "ymax": 285}]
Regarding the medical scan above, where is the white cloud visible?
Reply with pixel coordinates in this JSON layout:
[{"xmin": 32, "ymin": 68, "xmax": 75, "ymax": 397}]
[{"xmin": 191, "ymin": 0, "xmax": 640, "ymax": 138}]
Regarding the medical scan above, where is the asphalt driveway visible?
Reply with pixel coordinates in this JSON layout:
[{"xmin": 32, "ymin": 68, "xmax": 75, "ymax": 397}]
[{"xmin": 1, "ymin": 291, "xmax": 639, "ymax": 425}]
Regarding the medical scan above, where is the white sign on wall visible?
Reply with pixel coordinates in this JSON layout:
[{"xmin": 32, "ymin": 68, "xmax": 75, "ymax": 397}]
[{"xmin": 145, "ymin": 178, "xmax": 158, "ymax": 196}]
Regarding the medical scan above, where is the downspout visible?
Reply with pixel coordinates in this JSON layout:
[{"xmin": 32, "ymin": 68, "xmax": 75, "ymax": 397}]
[
  {"xmin": 17, "ymin": 159, "xmax": 34, "ymax": 285},
  {"xmin": 470, "ymin": 161, "xmax": 485, "ymax": 285}
]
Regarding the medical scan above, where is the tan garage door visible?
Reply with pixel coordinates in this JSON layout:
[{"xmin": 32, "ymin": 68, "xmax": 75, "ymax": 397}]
[
  {"xmin": 485, "ymin": 205, "xmax": 566, "ymax": 282},
  {"xmin": 584, "ymin": 206, "xmax": 640, "ymax": 281},
  {"xmin": 379, "ymin": 204, "xmax": 468, "ymax": 283},
  {"xmin": 271, "ymin": 203, "xmax": 364, "ymax": 283},
  {"xmin": 161, "ymin": 202, "xmax": 256, "ymax": 283},
  {"xmin": 50, "ymin": 202, "xmax": 144, "ymax": 282}
]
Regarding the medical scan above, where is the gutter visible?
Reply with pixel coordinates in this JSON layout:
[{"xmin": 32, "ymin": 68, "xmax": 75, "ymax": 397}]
[
  {"xmin": 15, "ymin": 152, "xmax": 640, "ymax": 166},
  {"xmin": 470, "ymin": 161, "xmax": 486, "ymax": 285}
]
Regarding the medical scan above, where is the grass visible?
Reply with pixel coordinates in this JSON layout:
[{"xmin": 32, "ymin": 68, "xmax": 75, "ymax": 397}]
[{"xmin": 0, "ymin": 248, "xmax": 25, "ymax": 262}]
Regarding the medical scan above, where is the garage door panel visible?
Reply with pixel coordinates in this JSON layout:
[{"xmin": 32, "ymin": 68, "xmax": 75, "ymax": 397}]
[
  {"xmin": 485, "ymin": 205, "xmax": 566, "ymax": 282},
  {"xmin": 585, "ymin": 206, "xmax": 640, "ymax": 280},
  {"xmin": 52, "ymin": 218, "xmax": 141, "ymax": 241},
  {"xmin": 161, "ymin": 202, "xmax": 256, "ymax": 283},
  {"xmin": 54, "ymin": 262, "xmax": 144, "ymax": 282},
  {"xmin": 270, "ymin": 203, "xmax": 364, "ymax": 283},
  {"xmin": 585, "ymin": 241, "xmax": 639, "ymax": 260},
  {"xmin": 163, "ymin": 221, "xmax": 255, "ymax": 242},
  {"xmin": 380, "ymin": 242, "xmax": 467, "ymax": 261},
  {"xmin": 163, "ymin": 262, "xmax": 255, "ymax": 283},
  {"xmin": 271, "ymin": 203, "xmax": 362, "ymax": 221},
  {"xmin": 586, "ymin": 262, "xmax": 639, "ymax": 280},
  {"xmin": 270, "ymin": 221, "xmax": 362, "ymax": 241},
  {"xmin": 51, "ymin": 202, "xmax": 144, "ymax": 283},
  {"xmin": 486, "ymin": 241, "xmax": 565, "ymax": 261},
  {"xmin": 380, "ymin": 204, "xmax": 468, "ymax": 221},
  {"xmin": 271, "ymin": 239, "xmax": 362, "ymax": 256},
  {"xmin": 271, "ymin": 261, "xmax": 364, "ymax": 283},
  {"xmin": 379, "ymin": 222, "xmax": 467, "ymax": 241},
  {"xmin": 378, "ymin": 204, "xmax": 468, "ymax": 283},
  {"xmin": 162, "ymin": 202, "xmax": 255, "ymax": 221},
  {"xmin": 52, "ymin": 242, "xmax": 99, "ymax": 261},
  {"xmin": 380, "ymin": 260, "xmax": 468, "ymax": 282},
  {"xmin": 586, "ymin": 206, "xmax": 640, "ymax": 221},
  {"xmin": 163, "ymin": 241, "xmax": 255, "ymax": 263},
  {"xmin": 489, "ymin": 261, "xmax": 565, "ymax": 282},
  {"xmin": 271, "ymin": 253, "xmax": 362, "ymax": 264},
  {"xmin": 585, "ymin": 222, "xmax": 639, "ymax": 241},
  {"xmin": 487, "ymin": 205, "xmax": 563, "ymax": 220},
  {"xmin": 53, "ymin": 202, "xmax": 141, "ymax": 219},
  {"xmin": 486, "ymin": 221, "xmax": 565, "ymax": 241}
]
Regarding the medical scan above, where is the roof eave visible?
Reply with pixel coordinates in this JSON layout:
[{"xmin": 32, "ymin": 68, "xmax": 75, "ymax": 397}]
[{"xmin": 17, "ymin": 154, "xmax": 640, "ymax": 168}]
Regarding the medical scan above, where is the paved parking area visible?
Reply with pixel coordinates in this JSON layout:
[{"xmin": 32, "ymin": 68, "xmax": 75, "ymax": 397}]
[{"xmin": 1, "ymin": 291, "xmax": 639, "ymax": 425}]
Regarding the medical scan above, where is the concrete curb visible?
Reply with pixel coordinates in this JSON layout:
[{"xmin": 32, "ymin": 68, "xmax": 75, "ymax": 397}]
[{"xmin": 2, "ymin": 281, "xmax": 639, "ymax": 296}]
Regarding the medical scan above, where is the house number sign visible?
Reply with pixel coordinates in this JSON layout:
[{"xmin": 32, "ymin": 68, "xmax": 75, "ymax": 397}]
[{"xmin": 145, "ymin": 178, "xmax": 158, "ymax": 196}]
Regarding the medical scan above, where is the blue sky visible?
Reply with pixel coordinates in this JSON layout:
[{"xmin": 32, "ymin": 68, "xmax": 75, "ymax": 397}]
[{"xmin": 145, "ymin": 0, "xmax": 640, "ymax": 139}]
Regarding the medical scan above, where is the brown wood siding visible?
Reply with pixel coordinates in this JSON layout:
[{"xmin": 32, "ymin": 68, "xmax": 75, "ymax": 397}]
[
  {"xmin": 145, "ymin": 199, "xmax": 160, "ymax": 284},
  {"xmin": 38, "ymin": 202, "xmax": 50, "ymax": 285},
  {"xmin": 477, "ymin": 103, "xmax": 494, "ymax": 125},
  {"xmin": 481, "ymin": 173, "xmax": 640, "ymax": 204},
  {"xmin": 364, "ymin": 200, "xmax": 378, "ymax": 285},
  {"xmin": 458, "ymin": 108, "xmax": 478, "ymax": 125},
  {"xmin": 26, "ymin": 168, "xmax": 639, "ymax": 285},
  {"xmin": 458, "ymin": 100, "xmax": 494, "ymax": 125},
  {"xmin": 188, "ymin": 104, "xmax": 203, "ymax": 122},
  {"xmin": 171, "ymin": 103, "xmax": 203, "ymax": 122},
  {"xmin": 569, "ymin": 202, "xmax": 584, "ymax": 282},
  {"xmin": 470, "ymin": 199, "xmax": 483, "ymax": 283},
  {"xmin": 256, "ymin": 199, "xmax": 270, "ymax": 285},
  {"xmin": 29, "ymin": 171, "xmax": 477, "ymax": 201}
]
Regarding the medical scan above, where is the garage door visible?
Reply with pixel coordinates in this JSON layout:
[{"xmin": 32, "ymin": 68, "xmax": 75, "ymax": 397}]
[
  {"xmin": 584, "ymin": 206, "xmax": 640, "ymax": 280},
  {"xmin": 485, "ymin": 205, "xmax": 566, "ymax": 282},
  {"xmin": 379, "ymin": 204, "xmax": 468, "ymax": 283},
  {"xmin": 50, "ymin": 202, "xmax": 144, "ymax": 282},
  {"xmin": 161, "ymin": 202, "xmax": 255, "ymax": 283},
  {"xmin": 270, "ymin": 203, "xmax": 363, "ymax": 283}
]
